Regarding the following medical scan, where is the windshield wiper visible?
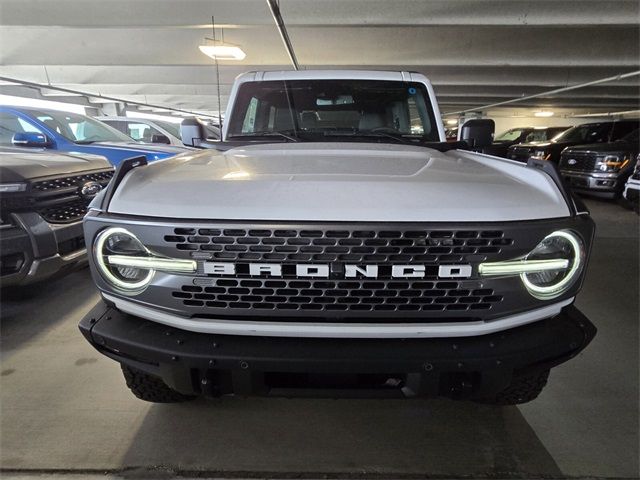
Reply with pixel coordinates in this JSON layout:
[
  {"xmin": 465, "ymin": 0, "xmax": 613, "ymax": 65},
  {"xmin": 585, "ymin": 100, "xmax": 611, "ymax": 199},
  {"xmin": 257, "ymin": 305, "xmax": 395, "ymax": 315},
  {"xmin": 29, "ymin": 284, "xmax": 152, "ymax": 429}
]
[
  {"xmin": 322, "ymin": 130, "xmax": 418, "ymax": 146},
  {"xmin": 228, "ymin": 131, "xmax": 301, "ymax": 142}
]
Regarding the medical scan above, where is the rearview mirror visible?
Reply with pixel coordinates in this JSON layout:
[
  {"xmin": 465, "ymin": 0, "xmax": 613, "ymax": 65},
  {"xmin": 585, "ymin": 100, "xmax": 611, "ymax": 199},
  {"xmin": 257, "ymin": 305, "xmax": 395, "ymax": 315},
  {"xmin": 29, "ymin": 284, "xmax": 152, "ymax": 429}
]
[
  {"xmin": 12, "ymin": 132, "xmax": 51, "ymax": 148},
  {"xmin": 151, "ymin": 134, "xmax": 171, "ymax": 144},
  {"xmin": 459, "ymin": 119, "xmax": 495, "ymax": 150}
]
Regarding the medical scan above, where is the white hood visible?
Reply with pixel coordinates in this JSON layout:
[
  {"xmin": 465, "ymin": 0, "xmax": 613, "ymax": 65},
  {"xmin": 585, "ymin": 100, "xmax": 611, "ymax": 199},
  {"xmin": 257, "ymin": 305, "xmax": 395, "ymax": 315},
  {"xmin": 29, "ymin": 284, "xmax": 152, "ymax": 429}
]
[{"xmin": 108, "ymin": 142, "xmax": 570, "ymax": 222}]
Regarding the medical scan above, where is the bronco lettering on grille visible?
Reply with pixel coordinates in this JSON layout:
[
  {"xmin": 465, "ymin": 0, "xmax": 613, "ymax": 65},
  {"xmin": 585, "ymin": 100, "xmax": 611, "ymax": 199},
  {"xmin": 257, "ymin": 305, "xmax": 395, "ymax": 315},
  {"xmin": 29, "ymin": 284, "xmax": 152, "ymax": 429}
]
[{"xmin": 203, "ymin": 262, "xmax": 472, "ymax": 279}]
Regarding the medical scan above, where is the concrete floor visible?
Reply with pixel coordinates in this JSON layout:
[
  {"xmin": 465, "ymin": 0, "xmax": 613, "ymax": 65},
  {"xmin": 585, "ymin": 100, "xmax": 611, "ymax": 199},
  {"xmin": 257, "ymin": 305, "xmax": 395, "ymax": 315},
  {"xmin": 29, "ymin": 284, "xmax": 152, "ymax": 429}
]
[{"xmin": 1, "ymin": 199, "xmax": 638, "ymax": 480}]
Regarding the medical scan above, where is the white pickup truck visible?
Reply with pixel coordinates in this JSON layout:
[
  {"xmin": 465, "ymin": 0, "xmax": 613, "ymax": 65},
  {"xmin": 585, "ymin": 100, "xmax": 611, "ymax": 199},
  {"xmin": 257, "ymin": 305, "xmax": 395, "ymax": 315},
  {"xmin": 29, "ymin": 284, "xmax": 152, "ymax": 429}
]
[{"xmin": 79, "ymin": 70, "xmax": 596, "ymax": 404}]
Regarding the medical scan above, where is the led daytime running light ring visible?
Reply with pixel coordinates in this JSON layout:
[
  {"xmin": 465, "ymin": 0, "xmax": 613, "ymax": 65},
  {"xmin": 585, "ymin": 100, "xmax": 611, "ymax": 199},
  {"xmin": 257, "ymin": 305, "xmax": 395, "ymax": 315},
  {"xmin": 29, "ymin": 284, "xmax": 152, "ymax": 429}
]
[{"xmin": 520, "ymin": 230, "xmax": 583, "ymax": 299}]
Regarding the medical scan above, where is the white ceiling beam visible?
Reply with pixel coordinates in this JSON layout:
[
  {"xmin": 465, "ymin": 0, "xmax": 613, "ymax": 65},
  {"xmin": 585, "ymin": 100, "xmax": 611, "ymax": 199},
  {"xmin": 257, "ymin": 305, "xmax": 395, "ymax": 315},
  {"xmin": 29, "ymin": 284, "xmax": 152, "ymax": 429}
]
[
  {"xmin": 1, "ymin": 26, "xmax": 637, "ymax": 67},
  {"xmin": 1, "ymin": 0, "xmax": 637, "ymax": 27}
]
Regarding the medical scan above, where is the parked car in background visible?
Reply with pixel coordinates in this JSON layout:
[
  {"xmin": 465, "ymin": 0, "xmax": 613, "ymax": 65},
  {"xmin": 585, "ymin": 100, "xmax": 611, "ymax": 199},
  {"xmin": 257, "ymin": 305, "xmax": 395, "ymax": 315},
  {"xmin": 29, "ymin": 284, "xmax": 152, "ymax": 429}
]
[
  {"xmin": 485, "ymin": 126, "xmax": 567, "ymax": 158},
  {"xmin": 507, "ymin": 120, "xmax": 640, "ymax": 164},
  {"xmin": 97, "ymin": 116, "xmax": 184, "ymax": 146},
  {"xmin": 444, "ymin": 125, "xmax": 458, "ymax": 142},
  {"xmin": 623, "ymin": 153, "xmax": 640, "ymax": 213},
  {"xmin": 0, "ymin": 106, "xmax": 189, "ymax": 166},
  {"xmin": 0, "ymin": 147, "xmax": 113, "ymax": 286},
  {"xmin": 560, "ymin": 128, "xmax": 639, "ymax": 198}
]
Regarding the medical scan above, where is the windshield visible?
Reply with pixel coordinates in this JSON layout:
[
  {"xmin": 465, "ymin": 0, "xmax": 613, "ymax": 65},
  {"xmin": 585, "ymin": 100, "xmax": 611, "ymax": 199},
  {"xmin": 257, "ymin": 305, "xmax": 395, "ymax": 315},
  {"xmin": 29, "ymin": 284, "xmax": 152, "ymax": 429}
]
[
  {"xmin": 0, "ymin": 111, "xmax": 46, "ymax": 145},
  {"xmin": 30, "ymin": 110, "xmax": 132, "ymax": 144},
  {"xmin": 551, "ymin": 123, "xmax": 612, "ymax": 144},
  {"xmin": 495, "ymin": 129, "xmax": 525, "ymax": 141},
  {"xmin": 154, "ymin": 120, "xmax": 182, "ymax": 139},
  {"xmin": 227, "ymin": 79, "xmax": 440, "ymax": 142}
]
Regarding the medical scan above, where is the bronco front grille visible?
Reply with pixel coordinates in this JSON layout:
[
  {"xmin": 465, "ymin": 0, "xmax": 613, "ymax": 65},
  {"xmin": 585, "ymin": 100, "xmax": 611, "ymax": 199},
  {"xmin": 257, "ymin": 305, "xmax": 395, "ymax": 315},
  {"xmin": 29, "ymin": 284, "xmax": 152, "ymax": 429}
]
[
  {"xmin": 89, "ymin": 216, "xmax": 595, "ymax": 322},
  {"xmin": 171, "ymin": 279, "xmax": 502, "ymax": 314},
  {"xmin": 163, "ymin": 228, "xmax": 514, "ymax": 264},
  {"xmin": 150, "ymin": 224, "xmax": 523, "ymax": 320}
]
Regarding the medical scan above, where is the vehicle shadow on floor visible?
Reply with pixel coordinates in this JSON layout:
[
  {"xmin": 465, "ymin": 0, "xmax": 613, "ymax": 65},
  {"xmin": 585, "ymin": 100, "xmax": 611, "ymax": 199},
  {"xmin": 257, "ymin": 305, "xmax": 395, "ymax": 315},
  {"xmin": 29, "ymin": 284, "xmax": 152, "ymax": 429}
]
[
  {"xmin": 0, "ymin": 268, "xmax": 100, "ymax": 353},
  {"xmin": 119, "ymin": 397, "xmax": 562, "ymax": 477}
]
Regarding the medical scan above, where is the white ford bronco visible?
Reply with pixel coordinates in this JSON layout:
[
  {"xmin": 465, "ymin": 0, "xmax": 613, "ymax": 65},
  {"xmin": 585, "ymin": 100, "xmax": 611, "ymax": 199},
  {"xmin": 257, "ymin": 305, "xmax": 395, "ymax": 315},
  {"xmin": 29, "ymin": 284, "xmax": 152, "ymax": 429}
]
[{"xmin": 80, "ymin": 70, "xmax": 596, "ymax": 404}]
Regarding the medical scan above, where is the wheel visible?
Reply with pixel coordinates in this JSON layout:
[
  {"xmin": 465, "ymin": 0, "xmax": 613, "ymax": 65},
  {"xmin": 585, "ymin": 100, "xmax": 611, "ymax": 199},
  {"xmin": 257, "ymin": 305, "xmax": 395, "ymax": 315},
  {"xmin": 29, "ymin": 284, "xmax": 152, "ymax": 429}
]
[
  {"xmin": 121, "ymin": 365, "xmax": 196, "ymax": 403},
  {"xmin": 476, "ymin": 370, "xmax": 550, "ymax": 405}
]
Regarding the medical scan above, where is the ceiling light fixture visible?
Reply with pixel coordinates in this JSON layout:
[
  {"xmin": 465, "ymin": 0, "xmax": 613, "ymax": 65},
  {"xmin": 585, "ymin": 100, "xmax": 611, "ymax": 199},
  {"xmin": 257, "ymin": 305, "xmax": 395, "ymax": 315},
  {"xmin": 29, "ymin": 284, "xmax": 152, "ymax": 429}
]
[
  {"xmin": 534, "ymin": 111, "xmax": 555, "ymax": 117},
  {"xmin": 198, "ymin": 16, "xmax": 245, "ymax": 61},
  {"xmin": 198, "ymin": 44, "xmax": 246, "ymax": 60}
]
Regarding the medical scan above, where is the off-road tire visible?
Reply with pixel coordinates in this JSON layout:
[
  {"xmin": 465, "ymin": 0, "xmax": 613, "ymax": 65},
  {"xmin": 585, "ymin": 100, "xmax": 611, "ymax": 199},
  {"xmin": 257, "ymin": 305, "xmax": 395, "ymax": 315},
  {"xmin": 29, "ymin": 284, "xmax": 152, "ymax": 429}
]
[
  {"xmin": 477, "ymin": 370, "xmax": 550, "ymax": 405},
  {"xmin": 121, "ymin": 365, "xmax": 196, "ymax": 403}
]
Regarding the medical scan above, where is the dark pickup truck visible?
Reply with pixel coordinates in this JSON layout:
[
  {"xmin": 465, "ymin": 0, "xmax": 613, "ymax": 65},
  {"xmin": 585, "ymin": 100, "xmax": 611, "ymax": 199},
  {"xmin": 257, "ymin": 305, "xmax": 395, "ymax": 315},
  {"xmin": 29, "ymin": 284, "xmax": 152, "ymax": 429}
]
[
  {"xmin": 485, "ymin": 126, "xmax": 567, "ymax": 158},
  {"xmin": 560, "ymin": 128, "xmax": 639, "ymax": 198},
  {"xmin": 0, "ymin": 147, "xmax": 113, "ymax": 286},
  {"xmin": 507, "ymin": 120, "xmax": 640, "ymax": 164}
]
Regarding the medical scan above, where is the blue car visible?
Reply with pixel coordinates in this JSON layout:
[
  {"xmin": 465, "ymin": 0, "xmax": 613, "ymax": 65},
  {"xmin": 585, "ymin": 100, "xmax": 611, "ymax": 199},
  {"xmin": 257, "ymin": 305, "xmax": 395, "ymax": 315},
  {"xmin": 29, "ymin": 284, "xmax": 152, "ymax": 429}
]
[{"xmin": 0, "ymin": 106, "xmax": 189, "ymax": 166}]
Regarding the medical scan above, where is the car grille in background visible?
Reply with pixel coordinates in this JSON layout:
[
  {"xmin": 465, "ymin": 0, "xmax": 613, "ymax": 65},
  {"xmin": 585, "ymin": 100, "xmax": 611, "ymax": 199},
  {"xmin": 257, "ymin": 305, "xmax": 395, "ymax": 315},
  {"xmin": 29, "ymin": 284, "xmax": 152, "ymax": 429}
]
[
  {"xmin": 164, "ymin": 228, "xmax": 514, "ymax": 264},
  {"xmin": 32, "ymin": 171, "xmax": 114, "ymax": 192},
  {"xmin": 559, "ymin": 152, "xmax": 598, "ymax": 172},
  {"xmin": 31, "ymin": 170, "xmax": 113, "ymax": 224},
  {"xmin": 171, "ymin": 279, "xmax": 503, "ymax": 315},
  {"xmin": 39, "ymin": 200, "xmax": 92, "ymax": 223}
]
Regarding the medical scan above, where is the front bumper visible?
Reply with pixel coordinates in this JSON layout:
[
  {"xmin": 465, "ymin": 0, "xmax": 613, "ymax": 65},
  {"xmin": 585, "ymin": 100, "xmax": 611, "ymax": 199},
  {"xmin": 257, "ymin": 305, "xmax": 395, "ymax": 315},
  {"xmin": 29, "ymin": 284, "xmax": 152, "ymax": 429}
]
[
  {"xmin": 623, "ymin": 179, "xmax": 640, "ymax": 203},
  {"xmin": 561, "ymin": 171, "xmax": 627, "ymax": 198},
  {"xmin": 0, "ymin": 212, "xmax": 87, "ymax": 287},
  {"xmin": 79, "ymin": 301, "xmax": 596, "ymax": 399}
]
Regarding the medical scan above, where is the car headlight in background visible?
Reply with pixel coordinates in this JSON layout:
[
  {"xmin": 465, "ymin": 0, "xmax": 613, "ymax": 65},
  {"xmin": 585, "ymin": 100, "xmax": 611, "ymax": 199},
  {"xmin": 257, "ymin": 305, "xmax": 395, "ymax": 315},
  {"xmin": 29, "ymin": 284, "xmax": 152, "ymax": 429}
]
[
  {"xmin": 531, "ymin": 150, "xmax": 549, "ymax": 161},
  {"xmin": 480, "ymin": 230, "xmax": 584, "ymax": 300},
  {"xmin": 632, "ymin": 154, "xmax": 640, "ymax": 180},
  {"xmin": 595, "ymin": 153, "xmax": 630, "ymax": 172},
  {"xmin": 0, "ymin": 183, "xmax": 27, "ymax": 193},
  {"xmin": 94, "ymin": 227, "xmax": 196, "ymax": 293}
]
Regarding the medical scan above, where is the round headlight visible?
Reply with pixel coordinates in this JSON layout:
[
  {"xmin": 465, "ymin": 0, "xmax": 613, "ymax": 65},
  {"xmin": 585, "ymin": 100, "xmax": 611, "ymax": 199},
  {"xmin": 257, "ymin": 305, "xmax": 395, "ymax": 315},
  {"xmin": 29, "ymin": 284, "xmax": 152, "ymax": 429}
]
[
  {"xmin": 521, "ymin": 230, "xmax": 584, "ymax": 299},
  {"xmin": 94, "ymin": 227, "xmax": 154, "ymax": 292}
]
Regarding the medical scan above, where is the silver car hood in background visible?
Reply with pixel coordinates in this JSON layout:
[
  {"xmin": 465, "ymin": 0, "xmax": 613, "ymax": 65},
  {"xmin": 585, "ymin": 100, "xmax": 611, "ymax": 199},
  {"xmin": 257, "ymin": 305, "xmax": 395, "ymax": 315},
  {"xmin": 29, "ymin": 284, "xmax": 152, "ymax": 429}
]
[{"xmin": 108, "ymin": 142, "xmax": 570, "ymax": 222}]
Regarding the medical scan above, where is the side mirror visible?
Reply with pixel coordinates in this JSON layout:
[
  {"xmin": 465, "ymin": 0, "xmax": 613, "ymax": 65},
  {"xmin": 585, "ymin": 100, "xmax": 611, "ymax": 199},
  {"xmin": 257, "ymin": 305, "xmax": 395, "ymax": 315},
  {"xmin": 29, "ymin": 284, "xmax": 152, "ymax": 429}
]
[
  {"xmin": 459, "ymin": 119, "xmax": 495, "ymax": 150},
  {"xmin": 180, "ymin": 118, "xmax": 205, "ymax": 147},
  {"xmin": 12, "ymin": 132, "xmax": 51, "ymax": 148},
  {"xmin": 150, "ymin": 134, "xmax": 171, "ymax": 144}
]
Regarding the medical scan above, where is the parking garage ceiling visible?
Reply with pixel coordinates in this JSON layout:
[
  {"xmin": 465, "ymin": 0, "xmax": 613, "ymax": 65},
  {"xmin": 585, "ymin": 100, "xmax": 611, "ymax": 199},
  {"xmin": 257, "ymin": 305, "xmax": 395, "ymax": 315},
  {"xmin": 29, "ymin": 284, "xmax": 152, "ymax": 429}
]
[{"xmin": 0, "ymin": 0, "xmax": 638, "ymax": 117}]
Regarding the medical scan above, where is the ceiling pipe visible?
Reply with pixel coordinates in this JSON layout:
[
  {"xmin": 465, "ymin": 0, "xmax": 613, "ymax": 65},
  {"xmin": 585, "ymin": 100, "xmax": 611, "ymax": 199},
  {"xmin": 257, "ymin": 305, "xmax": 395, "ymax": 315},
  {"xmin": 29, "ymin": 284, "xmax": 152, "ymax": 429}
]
[
  {"xmin": 266, "ymin": 0, "xmax": 300, "ymax": 70},
  {"xmin": 442, "ymin": 70, "xmax": 640, "ymax": 116},
  {"xmin": 0, "ymin": 75, "xmax": 219, "ymax": 119},
  {"xmin": 570, "ymin": 109, "xmax": 640, "ymax": 118}
]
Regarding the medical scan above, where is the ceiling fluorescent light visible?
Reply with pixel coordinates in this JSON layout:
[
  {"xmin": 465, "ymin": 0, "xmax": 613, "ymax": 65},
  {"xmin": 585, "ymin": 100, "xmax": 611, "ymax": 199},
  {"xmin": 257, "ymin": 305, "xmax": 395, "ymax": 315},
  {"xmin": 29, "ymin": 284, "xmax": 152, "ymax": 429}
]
[
  {"xmin": 534, "ymin": 111, "xmax": 554, "ymax": 117},
  {"xmin": 126, "ymin": 111, "xmax": 184, "ymax": 123},
  {"xmin": 199, "ymin": 44, "xmax": 246, "ymax": 60},
  {"xmin": 0, "ymin": 94, "xmax": 86, "ymax": 114},
  {"xmin": 40, "ymin": 89, "xmax": 83, "ymax": 97}
]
